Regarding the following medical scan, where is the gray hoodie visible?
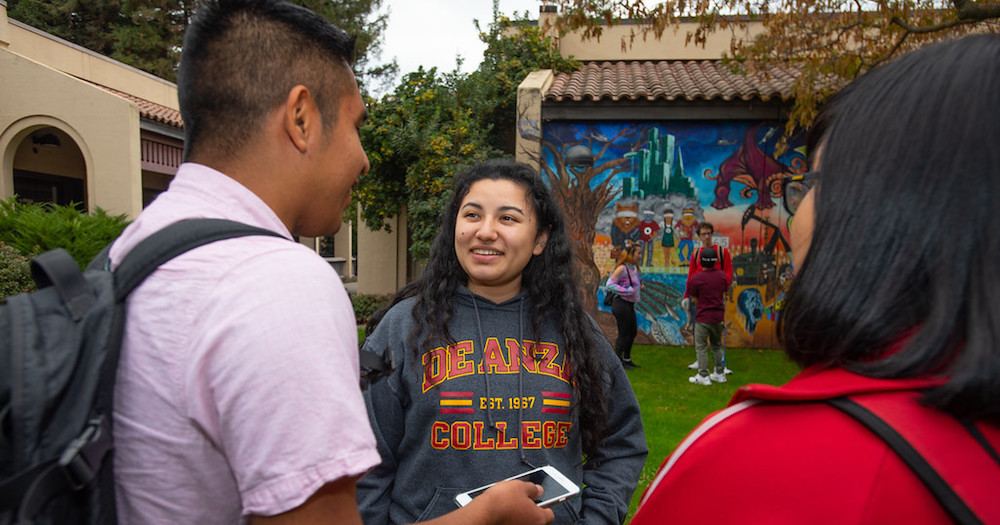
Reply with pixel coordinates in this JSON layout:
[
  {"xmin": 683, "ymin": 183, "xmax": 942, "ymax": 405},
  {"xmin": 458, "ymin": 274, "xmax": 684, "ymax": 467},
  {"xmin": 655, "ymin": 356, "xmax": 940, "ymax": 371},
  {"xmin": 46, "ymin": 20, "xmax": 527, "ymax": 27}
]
[{"xmin": 358, "ymin": 287, "xmax": 647, "ymax": 524}]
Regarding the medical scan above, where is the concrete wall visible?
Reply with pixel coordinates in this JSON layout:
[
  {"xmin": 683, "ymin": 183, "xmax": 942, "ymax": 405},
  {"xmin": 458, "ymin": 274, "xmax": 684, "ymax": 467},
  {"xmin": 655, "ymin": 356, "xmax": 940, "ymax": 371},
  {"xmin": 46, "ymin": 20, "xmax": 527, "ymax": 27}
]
[
  {"xmin": 538, "ymin": 9, "xmax": 763, "ymax": 62},
  {"xmin": 0, "ymin": 0, "xmax": 166, "ymax": 219},
  {"xmin": 516, "ymin": 69, "xmax": 554, "ymax": 169},
  {"xmin": 357, "ymin": 211, "xmax": 408, "ymax": 295}
]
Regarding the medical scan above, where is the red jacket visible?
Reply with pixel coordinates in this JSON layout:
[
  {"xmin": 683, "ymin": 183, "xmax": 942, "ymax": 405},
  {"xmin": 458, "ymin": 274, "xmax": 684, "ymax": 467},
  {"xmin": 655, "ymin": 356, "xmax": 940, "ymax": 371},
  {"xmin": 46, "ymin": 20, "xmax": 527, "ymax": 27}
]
[{"xmin": 631, "ymin": 366, "xmax": 1000, "ymax": 524}]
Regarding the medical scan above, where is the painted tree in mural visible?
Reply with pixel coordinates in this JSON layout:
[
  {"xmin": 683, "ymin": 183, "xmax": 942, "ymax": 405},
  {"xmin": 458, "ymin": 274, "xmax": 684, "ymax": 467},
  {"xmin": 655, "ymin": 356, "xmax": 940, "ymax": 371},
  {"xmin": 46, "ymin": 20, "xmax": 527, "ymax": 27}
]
[
  {"xmin": 550, "ymin": 0, "xmax": 999, "ymax": 136},
  {"xmin": 528, "ymin": 125, "xmax": 641, "ymax": 309}
]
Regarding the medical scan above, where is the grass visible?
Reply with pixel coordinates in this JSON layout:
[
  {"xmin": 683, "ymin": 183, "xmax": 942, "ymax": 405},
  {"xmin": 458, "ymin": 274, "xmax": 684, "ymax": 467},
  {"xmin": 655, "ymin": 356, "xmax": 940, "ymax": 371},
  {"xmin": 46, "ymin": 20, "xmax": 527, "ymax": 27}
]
[
  {"xmin": 357, "ymin": 327, "xmax": 801, "ymax": 521},
  {"xmin": 622, "ymin": 344, "xmax": 801, "ymax": 520}
]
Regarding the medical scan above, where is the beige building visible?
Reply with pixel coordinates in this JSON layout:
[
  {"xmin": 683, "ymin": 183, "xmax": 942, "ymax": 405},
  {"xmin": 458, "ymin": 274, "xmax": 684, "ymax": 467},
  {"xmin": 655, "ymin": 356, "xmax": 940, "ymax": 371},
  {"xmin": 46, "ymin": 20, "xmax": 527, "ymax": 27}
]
[{"xmin": 0, "ymin": 0, "xmax": 401, "ymax": 290}]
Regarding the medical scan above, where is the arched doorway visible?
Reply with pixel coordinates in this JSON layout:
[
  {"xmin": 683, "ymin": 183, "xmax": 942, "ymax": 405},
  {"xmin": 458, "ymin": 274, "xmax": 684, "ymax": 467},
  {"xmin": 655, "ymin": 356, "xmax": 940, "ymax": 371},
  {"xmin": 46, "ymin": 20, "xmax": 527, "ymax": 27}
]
[{"xmin": 10, "ymin": 126, "xmax": 87, "ymax": 210}]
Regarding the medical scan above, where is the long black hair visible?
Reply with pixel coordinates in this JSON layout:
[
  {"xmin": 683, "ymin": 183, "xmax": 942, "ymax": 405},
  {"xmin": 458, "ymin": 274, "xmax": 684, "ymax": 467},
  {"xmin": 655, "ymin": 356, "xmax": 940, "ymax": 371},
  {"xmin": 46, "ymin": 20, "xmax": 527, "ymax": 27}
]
[
  {"xmin": 368, "ymin": 159, "xmax": 610, "ymax": 454},
  {"xmin": 779, "ymin": 34, "xmax": 1000, "ymax": 423}
]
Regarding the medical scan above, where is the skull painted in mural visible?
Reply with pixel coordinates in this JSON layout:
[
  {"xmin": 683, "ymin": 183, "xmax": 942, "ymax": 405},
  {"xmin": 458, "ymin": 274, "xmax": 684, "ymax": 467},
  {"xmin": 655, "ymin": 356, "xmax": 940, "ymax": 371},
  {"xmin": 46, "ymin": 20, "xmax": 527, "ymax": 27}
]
[{"xmin": 737, "ymin": 288, "xmax": 764, "ymax": 334}]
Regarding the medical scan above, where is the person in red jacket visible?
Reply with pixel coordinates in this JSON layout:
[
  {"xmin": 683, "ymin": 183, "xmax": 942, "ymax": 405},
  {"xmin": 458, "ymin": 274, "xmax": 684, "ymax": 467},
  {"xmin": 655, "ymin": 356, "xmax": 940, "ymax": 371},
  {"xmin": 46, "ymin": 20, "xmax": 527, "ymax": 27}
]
[
  {"xmin": 683, "ymin": 222, "xmax": 733, "ymax": 372},
  {"xmin": 685, "ymin": 247, "xmax": 728, "ymax": 386},
  {"xmin": 632, "ymin": 34, "xmax": 1000, "ymax": 525}
]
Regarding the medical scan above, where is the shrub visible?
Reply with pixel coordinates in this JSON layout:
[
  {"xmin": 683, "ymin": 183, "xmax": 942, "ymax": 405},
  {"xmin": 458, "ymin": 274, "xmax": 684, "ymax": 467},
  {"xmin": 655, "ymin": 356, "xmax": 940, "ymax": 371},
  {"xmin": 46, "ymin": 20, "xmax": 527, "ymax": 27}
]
[
  {"xmin": 0, "ymin": 197, "xmax": 129, "ymax": 268},
  {"xmin": 351, "ymin": 293, "xmax": 393, "ymax": 326},
  {"xmin": 0, "ymin": 242, "xmax": 35, "ymax": 302}
]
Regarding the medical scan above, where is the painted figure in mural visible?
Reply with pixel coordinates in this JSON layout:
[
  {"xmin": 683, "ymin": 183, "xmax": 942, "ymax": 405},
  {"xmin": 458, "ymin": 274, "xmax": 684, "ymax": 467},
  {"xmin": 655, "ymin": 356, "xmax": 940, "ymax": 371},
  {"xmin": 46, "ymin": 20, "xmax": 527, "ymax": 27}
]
[
  {"xmin": 607, "ymin": 242, "xmax": 644, "ymax": 369},
  {"xmin": 610, "ymin": 202, "xmax": 642, "ymax": 259},
  {"xmin": 358, "ymin": 159, "xmax": 647, "ymax": 525},
  {"xmin": 686, "ymin": 247, "xmax": 728, "ymax": 386},
  {"xmin": 660, "ymin": 209, "xmax": 676, "ymax": 267},
  {"xmin": 706, "ymin": 123, "xmax": 793, "ymax": 211},
  {"xmin": 638, "ymin": 209, "xmax": 660, "ymax": 267},
  {"xmin": 737, "ymin": 288, "xmax": 764, "ymax": 334},
  {"xmin": 675, "ymin": 208, "xmax": 698, "ymax": 263},
  {"xmin": 631, "ymin": 34, "xmax": 1000, "ymax": 524}
]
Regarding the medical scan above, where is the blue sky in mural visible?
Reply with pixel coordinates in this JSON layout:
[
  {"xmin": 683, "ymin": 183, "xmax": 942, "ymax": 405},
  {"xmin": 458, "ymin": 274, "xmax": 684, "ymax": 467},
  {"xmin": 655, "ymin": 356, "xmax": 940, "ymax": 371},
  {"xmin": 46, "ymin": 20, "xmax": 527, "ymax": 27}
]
[{"xmin": 541, "ymin": 120, "xmax": 807, "ymax": 212}]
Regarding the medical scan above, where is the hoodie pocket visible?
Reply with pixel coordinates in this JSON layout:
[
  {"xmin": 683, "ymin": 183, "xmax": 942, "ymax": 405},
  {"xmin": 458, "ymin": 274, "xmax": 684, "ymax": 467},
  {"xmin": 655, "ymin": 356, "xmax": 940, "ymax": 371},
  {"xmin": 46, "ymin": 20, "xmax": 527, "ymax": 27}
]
[{"xmin": 416, "ymin": 486, "xmax": 466, "ymax": 522}]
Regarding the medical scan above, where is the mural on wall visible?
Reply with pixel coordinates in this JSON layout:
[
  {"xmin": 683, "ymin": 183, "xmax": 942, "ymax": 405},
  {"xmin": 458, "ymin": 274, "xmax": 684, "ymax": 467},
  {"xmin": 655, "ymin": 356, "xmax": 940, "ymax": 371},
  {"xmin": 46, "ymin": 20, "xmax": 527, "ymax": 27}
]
[{"xmin": 533, "ymin": 120, "xmax": 806, "ymax": 349}]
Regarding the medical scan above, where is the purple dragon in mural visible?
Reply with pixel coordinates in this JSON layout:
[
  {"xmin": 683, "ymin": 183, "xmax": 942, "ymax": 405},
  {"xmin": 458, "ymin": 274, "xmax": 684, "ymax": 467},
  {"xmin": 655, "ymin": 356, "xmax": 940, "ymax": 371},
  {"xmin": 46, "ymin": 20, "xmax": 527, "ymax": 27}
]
[{"xmin": 705, "ymin": 124, "xmax": 799, "ymax": 210}]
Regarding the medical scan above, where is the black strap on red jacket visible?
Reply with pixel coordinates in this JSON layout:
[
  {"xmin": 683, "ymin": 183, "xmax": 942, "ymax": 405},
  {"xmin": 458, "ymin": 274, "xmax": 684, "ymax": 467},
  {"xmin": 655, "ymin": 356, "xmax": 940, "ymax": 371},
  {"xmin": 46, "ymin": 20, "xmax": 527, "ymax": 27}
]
[{"xmin": 826, "ymin": 396, "xmax": 996, "ymax": 525}]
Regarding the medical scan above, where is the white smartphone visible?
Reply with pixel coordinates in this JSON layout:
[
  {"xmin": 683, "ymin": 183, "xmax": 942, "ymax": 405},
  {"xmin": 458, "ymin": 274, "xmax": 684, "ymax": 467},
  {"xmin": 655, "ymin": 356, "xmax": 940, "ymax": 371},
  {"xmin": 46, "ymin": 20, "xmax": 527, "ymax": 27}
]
[{"xmin": 454, "ymin": 465, "xmax": 580, "ymax": 508}]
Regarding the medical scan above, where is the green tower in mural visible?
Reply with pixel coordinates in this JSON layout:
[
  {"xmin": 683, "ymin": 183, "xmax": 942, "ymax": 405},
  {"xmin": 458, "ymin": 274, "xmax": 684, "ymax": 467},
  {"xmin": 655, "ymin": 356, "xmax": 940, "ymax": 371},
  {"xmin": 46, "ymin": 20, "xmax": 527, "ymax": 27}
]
[{"xmin": 622, "ymin": 128, "xmax": 696, "ymax": 199}]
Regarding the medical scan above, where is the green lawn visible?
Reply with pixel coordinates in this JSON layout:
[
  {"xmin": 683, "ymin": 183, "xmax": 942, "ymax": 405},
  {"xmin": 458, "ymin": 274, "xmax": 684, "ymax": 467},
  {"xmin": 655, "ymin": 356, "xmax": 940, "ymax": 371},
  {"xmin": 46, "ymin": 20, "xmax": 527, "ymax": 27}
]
[{"xmin": 622, "ymin": 344, "xmax": 801, "ymax": 520}]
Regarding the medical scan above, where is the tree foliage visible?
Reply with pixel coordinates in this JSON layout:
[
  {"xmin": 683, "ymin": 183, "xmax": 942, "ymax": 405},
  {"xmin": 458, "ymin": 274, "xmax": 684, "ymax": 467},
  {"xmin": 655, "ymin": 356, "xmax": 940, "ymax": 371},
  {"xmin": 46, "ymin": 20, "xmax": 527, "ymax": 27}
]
[
  {"xmin": 355, "ymin": 4, "xmax": 582, "ymax": 262},
  {"xmin": 7, "ymin": 0, "xmax": 395, "ymax": 87},
  {"xmin": 465, "ymin": 6, "xmax": 580, "ymax": 153},
  {"xmin": 356, "ymin": 68, "xmax": 499, "ymax": 260},
  {"xmin": 549, "ymin": 0, "xmax": 1000, "ymax": 134}
]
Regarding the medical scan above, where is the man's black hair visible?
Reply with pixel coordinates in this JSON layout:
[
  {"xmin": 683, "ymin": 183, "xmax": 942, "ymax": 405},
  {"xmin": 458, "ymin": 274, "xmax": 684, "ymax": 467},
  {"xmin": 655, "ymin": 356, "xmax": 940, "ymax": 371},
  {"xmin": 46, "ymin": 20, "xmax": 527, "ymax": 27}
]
[{"xmin": 178, "ymin": 0, "xmax": 357, "ymax": 161}]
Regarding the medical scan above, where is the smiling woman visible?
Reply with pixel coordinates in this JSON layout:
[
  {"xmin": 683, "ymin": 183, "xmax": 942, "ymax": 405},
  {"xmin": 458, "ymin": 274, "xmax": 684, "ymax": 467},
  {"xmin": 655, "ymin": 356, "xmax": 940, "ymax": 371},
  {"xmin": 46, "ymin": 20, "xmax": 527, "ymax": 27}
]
[
  {"xmin": 454, "ymin": 178, "xmax": 549, "ymax": 303},
  {"xmin": 357, "ymin": 159, "xmax": 648, "ymax": 525}
]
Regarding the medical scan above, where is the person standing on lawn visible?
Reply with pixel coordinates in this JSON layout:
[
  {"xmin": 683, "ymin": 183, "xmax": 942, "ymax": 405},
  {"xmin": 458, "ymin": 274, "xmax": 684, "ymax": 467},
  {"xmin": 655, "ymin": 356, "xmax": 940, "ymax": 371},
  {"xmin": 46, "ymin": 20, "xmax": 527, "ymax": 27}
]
[
  {"xmin": 685, "ymin": 247, "xmax": 728, "ymax": 386},
  {"xmin": 683, "ymin": 221, "xmax": 733, "ymax": 373},
  {"xmin": 608, "ymin": 242, "xmax": 644, "ymax": 369}
]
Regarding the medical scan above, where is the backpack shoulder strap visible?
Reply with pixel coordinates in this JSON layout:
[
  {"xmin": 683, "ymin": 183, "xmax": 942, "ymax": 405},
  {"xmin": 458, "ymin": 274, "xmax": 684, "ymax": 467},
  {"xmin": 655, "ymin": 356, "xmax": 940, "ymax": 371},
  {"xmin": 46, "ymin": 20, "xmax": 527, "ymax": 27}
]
[
  {"xmin": 826, "ymin": 395, "xmax": 1000, "ymax": 524},
  {"xmin": 29, "ymin": 249, "xmax": 96, "ymax": 321},
  {"xmin": 113, "ymin": 218, "xmax": 285, "ymax": 301}
]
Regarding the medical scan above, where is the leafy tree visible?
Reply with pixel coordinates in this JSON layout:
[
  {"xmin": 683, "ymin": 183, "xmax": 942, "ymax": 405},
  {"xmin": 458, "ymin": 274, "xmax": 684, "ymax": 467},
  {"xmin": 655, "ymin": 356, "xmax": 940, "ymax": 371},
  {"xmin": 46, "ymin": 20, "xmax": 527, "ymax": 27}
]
[
  {"xmin": 8, "ymin": 0, "xmax": 127, "ymax": 57},
  {"xmin": 356, "ymin": 68, "xmax": 499, "ymax": 260},
  {"xmin": 548, "ymin": 0, "xmax": 1000, "ymax": 135},
  {"xmin": 464, "ymin": 4, "xmax": 580, "ymax": 154},
  {"xmin": 355, "ymin": 4, "xmax": 582, "ymax": 262},
  {"xmin": 289, "ymin": 0, "xmax": 397, "ymax": 94}
]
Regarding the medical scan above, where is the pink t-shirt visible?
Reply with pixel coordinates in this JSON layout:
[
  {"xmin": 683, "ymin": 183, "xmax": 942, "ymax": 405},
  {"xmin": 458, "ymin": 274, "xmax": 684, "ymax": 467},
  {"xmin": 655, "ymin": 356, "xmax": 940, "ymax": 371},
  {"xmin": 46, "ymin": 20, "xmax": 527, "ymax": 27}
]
[{"xmin": 110, "ymin": 163, "xmax": 379, "ymax": 524}]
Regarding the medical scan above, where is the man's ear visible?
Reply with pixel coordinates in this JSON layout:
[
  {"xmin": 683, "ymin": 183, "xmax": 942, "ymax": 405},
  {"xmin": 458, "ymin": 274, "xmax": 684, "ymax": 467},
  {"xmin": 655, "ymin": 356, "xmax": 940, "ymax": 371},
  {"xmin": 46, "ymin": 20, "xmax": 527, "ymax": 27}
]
[
  {"xmin": 533, "ymin": 228, "xmax": 550, "ymax": 256},
  {"xmin": 283, "ymin": 85, "xmax": 316, "ymax": 153}
]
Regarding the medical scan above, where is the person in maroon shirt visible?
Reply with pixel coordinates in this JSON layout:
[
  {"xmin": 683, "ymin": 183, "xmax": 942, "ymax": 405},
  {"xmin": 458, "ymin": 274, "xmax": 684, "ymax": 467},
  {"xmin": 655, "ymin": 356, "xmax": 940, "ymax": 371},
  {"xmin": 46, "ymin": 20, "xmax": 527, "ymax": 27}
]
[{"xmin": 685, "ymin": 247, "xmax": 728, "ymax": 385}]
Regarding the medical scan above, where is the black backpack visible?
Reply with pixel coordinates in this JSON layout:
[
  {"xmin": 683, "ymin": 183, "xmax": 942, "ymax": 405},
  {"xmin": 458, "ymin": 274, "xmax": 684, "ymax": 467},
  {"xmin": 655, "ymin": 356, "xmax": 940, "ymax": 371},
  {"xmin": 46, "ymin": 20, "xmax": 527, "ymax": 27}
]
[{"xmin": 0, "ymin": 219, "xmax": 284, "ymax": 525}]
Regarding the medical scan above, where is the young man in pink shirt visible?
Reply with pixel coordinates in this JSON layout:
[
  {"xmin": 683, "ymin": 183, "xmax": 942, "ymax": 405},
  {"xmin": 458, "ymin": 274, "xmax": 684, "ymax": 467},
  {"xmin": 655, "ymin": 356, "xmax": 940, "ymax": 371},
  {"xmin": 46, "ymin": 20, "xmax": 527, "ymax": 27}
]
[{"xmin": 110, "ymin": 1, "xmax": 551, "ymax": 524}]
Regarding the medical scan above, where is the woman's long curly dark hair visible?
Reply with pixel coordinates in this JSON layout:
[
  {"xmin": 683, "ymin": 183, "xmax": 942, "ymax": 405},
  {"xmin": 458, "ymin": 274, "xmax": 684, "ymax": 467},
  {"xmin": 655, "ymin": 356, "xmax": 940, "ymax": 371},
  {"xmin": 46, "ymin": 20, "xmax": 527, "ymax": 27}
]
[{"xmin": 368, "ymin": 159, "xmax": 609, "ymax": 455}]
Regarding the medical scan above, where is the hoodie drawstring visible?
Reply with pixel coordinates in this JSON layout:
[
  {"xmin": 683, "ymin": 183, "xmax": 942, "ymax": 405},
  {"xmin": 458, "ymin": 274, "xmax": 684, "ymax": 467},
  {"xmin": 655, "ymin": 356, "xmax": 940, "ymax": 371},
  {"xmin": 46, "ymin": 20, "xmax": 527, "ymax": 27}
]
[{"xmin": 471, "ymin": 295, "xmax": 535, "ymax": 469}]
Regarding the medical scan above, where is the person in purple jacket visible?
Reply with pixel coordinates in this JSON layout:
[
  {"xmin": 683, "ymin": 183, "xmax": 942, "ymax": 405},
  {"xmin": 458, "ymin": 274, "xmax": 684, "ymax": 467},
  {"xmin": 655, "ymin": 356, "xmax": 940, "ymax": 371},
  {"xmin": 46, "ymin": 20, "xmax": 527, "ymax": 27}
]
[
  {"xmin": 686, "ymin": 247, "xmax": 728, "ymax": 385},
  {"xmin": 607, "ymin": 242, "xmax": 643, "ymax": 369}
]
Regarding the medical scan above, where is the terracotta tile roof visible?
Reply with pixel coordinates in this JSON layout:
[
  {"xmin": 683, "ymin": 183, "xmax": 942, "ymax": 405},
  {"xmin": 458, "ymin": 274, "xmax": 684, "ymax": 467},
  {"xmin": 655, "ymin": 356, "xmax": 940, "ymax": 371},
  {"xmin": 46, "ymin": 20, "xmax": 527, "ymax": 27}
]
[
  {"xmin": 546, "ymin": 60, "xmax": 799, "ymax": 103},
  {"xmin": 87, "ymin": 81, "xmax": 184, "ymax": 129}
]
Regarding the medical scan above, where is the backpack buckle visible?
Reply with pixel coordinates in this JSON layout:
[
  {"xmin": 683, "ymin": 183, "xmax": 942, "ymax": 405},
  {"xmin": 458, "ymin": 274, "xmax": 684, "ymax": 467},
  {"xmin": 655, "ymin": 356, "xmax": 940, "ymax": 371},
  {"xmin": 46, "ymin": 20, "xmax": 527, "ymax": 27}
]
[{"xmin": 57, "ymin": 417, "xmax": 110, "ymax": 491}]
